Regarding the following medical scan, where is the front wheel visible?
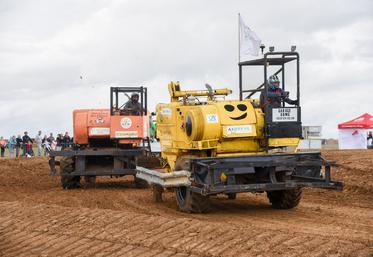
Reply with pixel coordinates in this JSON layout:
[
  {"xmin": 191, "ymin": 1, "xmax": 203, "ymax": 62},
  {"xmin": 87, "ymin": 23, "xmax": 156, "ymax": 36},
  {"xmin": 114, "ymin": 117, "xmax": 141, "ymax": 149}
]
[
  {"xmin": 174, "ymin": 155, "xmax": 211, "ymax": 213},
  {"xmin": 227, "ymin": 193, "xmax": 236, "ymax": 200},
  {"xmin": 134, "ymin": 176, "xmax": 149, "ymax": 188},
  {"xmin": 152, "ymin": 185, "xmax": 164, "ymax": 202},
  {"xmin": 175, "ymin": 186, "xmax": 210, "ymax": 213},
  {"xmin": 266, "ymin": 188, "xmax": 302, "ymax": 209},
  {"xmin": 60, "ymin": 156, "xmax": 80, "ymax": 189}
]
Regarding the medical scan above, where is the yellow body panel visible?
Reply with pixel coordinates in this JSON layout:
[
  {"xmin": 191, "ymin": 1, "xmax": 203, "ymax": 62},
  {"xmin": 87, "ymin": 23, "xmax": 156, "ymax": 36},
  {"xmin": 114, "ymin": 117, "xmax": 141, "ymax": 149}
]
[
  {"xmin": 157, "ymin": 82, "xmax": 301, "ymax": 171},
  {"xmin": 268, "ymin": 138, "xmax": 300, "ymax": 147}
]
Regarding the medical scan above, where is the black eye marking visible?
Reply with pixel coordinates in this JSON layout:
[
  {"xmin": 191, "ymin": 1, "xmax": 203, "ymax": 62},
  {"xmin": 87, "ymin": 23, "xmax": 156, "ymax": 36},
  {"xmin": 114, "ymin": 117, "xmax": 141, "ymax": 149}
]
[
  {"xmin": 224, "ymin": 105, "xmax": 235, "ymax": 112},
  {"xmin": 237, "ymin": 104, "xmax": 247, "ymax": 111}
]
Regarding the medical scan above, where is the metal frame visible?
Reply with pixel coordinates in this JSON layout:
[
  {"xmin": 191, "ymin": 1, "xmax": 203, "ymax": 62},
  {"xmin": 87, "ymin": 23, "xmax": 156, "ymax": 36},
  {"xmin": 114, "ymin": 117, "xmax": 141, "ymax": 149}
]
[
  {"xmin": 188, "ymin": 152, "xmax": 342, "ymax": 195},
  {"xmin": 110, "ymin": 86, "xmax": 148, "ymax": 116},
  {"xmin": 238, "ymin": 52, "xmax": 299, "ymax": 101},
  {"xmin": 135, "ymin": 152, "xmax": 343, "ymax": 194},
  {"xmin": 238, "ymin": 51, "xmax": 302, "ymax": 145},
  {"xmin": 49, "ymin": 86, "xmax": 152, "ymax": 181},
  {"xmin": 49, "ymin": 148, "xmax": 145, "ymax": 176}
]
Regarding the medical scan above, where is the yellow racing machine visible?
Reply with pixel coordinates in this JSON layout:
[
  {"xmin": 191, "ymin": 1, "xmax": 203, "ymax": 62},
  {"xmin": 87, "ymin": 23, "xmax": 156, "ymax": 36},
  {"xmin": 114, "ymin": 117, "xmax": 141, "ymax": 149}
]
[{"xmin": 137, "ymin": 49, "xmax": 343, "ymax": 213}]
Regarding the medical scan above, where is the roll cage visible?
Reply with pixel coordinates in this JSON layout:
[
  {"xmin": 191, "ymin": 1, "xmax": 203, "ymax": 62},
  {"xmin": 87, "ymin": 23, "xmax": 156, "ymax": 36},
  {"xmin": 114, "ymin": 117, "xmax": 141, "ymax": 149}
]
[
  {"xmin": 238, "ymin": 51, "xmax": 302, "ymax": 140},
  {"xmin": 110, "ymin": 86, "xmax": 148, "ymax": 116}
]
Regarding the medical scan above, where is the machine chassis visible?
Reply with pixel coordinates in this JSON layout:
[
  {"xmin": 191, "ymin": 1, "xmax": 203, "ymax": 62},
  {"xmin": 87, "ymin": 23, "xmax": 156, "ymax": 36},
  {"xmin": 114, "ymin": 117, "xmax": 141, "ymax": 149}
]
[
  {"xmin": 49, "ymin": 147, "xmax": 146, "ymax": 177},
  {"xmin": 188, "ymin": 152, "xmax": 343, "ymax": 195}
]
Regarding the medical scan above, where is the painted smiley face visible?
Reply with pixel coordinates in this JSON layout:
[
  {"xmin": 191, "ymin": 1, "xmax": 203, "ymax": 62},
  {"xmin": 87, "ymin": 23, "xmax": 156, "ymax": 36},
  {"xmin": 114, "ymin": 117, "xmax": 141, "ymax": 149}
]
[{"xmin": 224, "ymin": 104, "xmax": 248, "ymax": 120}]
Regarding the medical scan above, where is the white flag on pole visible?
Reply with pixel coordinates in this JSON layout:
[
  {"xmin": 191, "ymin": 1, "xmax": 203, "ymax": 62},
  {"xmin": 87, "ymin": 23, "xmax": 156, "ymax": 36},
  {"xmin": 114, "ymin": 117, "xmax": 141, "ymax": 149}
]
[{"xmin": 239, "ymin": 15, "xmax": 261, "ymax": 60}]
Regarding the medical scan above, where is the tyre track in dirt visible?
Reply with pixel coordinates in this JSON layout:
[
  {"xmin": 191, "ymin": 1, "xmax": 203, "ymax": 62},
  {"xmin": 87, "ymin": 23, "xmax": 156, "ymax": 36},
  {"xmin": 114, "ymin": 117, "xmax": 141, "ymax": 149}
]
[{"xmin": 0, "ymin": 200, "xmax": 371, "ymax": 257}]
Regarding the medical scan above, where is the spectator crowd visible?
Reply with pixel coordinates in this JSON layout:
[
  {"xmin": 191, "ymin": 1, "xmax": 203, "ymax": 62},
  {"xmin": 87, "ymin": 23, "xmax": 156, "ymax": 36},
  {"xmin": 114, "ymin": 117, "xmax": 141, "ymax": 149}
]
[{"xmin": 0, "ymin": 131, "xmax": 72, "ymax": 158}]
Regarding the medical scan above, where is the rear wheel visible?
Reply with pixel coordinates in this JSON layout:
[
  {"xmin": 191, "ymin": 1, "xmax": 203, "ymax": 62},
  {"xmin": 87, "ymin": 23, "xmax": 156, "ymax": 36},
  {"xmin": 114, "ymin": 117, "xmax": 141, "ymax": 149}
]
[
  {"xmin": 266, "ymin": 188, "xmax": 302, "ymax": 209},
  {"xmin": 174, "ymin": 156, "xmax": 210, "ymax": 213},
  {"xmin": 60, "ymin": 155, "xmax": 80, "ymax": 189}
]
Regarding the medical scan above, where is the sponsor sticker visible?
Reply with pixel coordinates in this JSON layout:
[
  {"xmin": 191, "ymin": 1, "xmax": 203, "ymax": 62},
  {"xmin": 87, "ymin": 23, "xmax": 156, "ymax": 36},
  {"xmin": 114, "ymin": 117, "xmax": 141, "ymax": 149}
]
[
  {"xmin": 120, "ymin": 117, "xmax": 132, "ymax": 129},
  {"xmin": 95, "ymin": 117, "xmax": 105, "ymax": 124},
  {"xmin": 206, "ymin": 114, "xmax": 219, "ymax": 123},
  {"xmin": 160, "ymin": 108, "xmax": 172, "ymax": 116},
  {"xmin": 90, "ymin": 127, "xmax": 110, "ymax": 135},
  {"xmin": 115, "ymin": 131, "xmax": 138, "ymax": 138},
  {"xmin": 226, "ymin": 125, "xmax": 252, "ymax": 135},
  {"xmin": 272, "ymin": 108, "xmax": 298, "ymax": 122}
]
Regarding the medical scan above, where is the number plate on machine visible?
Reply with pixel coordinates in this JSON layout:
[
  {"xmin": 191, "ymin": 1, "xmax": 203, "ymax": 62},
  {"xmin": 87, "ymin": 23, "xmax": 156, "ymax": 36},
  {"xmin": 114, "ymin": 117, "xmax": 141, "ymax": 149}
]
[{"xmin": 272, "ymin": 108, "xmax": 298, "ymax": 122}]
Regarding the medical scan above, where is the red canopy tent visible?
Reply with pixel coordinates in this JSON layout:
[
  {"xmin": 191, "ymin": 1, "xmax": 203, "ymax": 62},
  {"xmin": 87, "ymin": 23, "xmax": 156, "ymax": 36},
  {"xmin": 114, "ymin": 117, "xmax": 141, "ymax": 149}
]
[
  {"xmin": 338, "ymin": 113, "xmax": 373, "ymax": 129},
  {"xmin": 338, "ymin": 113, "xmax": 373, "ymax": 149}
]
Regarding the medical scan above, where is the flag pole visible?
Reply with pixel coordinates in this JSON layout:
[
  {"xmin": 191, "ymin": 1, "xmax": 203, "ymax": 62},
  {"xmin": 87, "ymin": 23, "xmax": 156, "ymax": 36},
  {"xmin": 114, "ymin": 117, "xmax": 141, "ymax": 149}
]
[
  {"xmin": 238, "ymin": 13, "xmax": 242, "ymax": 100},
  {"xmin": 238, "ymin": 13, "xmax": 240, "ymax": 63}
]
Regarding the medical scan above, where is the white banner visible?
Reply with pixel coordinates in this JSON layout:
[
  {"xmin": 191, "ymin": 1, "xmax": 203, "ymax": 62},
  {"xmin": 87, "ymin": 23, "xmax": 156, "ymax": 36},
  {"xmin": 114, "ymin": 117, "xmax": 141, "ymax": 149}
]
[{"xmin": 239, "ymin": 15, "xmax": 261, "ymax": 60}]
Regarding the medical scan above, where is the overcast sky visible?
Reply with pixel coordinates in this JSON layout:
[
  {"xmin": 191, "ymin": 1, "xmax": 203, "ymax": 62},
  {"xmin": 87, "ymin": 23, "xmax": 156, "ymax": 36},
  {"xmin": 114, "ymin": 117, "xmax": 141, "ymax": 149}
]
[{"xmin": 0, "ymin": 0, "xmax": 372, "ymax": 138}]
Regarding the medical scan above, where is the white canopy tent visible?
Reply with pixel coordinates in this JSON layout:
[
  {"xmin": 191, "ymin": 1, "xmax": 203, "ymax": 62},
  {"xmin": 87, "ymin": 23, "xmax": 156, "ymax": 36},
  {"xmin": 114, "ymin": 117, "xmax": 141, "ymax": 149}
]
[{"xmin": 338, "ymin": 113, "xmax": 373, "ymax": 149}]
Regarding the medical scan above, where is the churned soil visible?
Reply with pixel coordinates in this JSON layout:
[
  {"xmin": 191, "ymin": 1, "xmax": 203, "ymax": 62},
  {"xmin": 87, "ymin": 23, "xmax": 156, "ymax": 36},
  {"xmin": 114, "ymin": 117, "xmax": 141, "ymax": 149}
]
[{"xmin": 0, "ymin": 150, "xmax": 372, "ymax": 257}]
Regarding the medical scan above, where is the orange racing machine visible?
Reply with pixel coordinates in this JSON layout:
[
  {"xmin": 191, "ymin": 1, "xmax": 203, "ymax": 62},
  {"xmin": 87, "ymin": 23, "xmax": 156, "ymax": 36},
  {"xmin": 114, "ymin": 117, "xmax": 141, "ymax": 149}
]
[{"xmin": 49, "ymin": 87, "xmax": 151, "ymax": 189}]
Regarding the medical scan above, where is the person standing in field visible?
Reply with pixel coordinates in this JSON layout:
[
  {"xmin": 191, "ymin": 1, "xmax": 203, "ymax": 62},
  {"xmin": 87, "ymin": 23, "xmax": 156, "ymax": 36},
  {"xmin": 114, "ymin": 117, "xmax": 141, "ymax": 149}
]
[
  {"xmin": 47, "ymin": 133, "xmax": 55, "ymax": 144},
  {"xmin": 22, "ymin": 131, "xmax": 33, "ymax": 156},
  {"xmin": 368, "ymin": 131, "xmax": 373, "ymax": 148},
  {"xmin": 42, "ymin": 135, "xmax": 50, "ymax": 156},
  {"xmin": 16, "ymin": 135, "xmax": 22, "ymax": 158},
  {"xmin": 62, "ymin": 132, "xmax": 71, "ymax": 149},
  {"xmin": 56, "ymin": 134, "xmax": 62, "ymax": 151},
  {"xmin": 149, "ymin": 117, "xmax": 157, "ymax": 142},
  {"xmin": 0, "ymin": 137, "xmax": 7, "ymax": 157},
  {"xmin": 35, "ymin": 130, "xmax": 43, "ymax": 157},
  {"xmin": 8, "ymin": 135, "xmax": 16, "ymax": 158},
  {"xmin": 26, "ymin": 141, "xmax": 33, "ymax": 156}
]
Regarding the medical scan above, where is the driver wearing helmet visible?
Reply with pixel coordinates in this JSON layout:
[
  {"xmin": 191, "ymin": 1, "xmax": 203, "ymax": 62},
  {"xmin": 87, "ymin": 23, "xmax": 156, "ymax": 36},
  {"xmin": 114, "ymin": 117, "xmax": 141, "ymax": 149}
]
[
  {"xmin": 260, "ymin": 75, "xmax": 298, "ymax": 111},
  {"xmin": 123, "ymin": 93, "xmax": 142, "ymax": 115}
]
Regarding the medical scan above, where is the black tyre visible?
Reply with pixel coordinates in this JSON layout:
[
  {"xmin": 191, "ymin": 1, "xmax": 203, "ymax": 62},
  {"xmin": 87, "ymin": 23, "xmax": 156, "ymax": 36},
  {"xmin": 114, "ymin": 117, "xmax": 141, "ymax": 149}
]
[
  {"xmin": 84, "ymin": 175, "xmax": 96, "ymax": 185},
  {"xmin": 174, "ymin": 156, "xmax": 210, "ymax": 213},
  {"xmin": 152, "ymin": 185, "xmax": 164, "ymax": 202},
  {"xmin": 266, "ymin": 188, "xmax": 302, "ymax": 209},
  {"xmin": 175, "ymin": 186, "xmax": 211, "ymax": 213},
  {"xmin": 60, "ymin": 155, "xmax": 80, "ymax": 189},
  {"xmin": 227, "ymin": 193, "xmax": 237, "ymax": 200},
  {"xmin": 134, "ymin": 176, "xmax": 149, "ymax": 188}
]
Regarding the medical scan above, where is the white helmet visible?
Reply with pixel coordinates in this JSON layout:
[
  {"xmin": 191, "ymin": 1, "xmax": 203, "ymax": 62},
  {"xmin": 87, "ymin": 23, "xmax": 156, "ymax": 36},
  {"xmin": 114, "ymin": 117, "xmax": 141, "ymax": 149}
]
[{"xmin": 268, "ymin": 75, "xmax": 280, "ymax": 84}]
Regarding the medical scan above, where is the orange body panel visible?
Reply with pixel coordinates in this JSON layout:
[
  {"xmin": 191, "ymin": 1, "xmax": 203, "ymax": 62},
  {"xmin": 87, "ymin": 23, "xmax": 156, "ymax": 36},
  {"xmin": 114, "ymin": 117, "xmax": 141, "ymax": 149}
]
[
  {"xmin": 73, "ymin": 109, "xmax": 111, "ymax": 144},
  {"xmin": 73, "ymin": 109, "xmax": 148, "ymax": 145},
  {"xmin": 110, "ymin": 115, "xmax": 149, "ymax": 145}
]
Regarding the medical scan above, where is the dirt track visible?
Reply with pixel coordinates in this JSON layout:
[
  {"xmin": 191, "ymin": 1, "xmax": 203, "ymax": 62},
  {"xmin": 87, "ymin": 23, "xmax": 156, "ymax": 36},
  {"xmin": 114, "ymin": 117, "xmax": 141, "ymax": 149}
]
[{"xmin": 0, "ymin": 150, "xmax": 372, "ymax": 256}]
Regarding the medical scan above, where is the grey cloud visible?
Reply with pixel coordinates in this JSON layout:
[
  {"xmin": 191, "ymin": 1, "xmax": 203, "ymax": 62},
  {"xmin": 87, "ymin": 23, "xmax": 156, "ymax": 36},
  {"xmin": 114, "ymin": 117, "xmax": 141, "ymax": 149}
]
[{"xmin": 0, "ymin": 0, "xmax": 372, "ymax": 138}]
